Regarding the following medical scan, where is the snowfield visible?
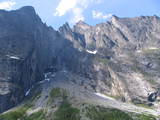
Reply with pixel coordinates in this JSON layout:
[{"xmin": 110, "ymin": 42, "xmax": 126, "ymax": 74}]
[{"xmin": 86, "ymin": 50, "xmax": 97, "ymax": 54}]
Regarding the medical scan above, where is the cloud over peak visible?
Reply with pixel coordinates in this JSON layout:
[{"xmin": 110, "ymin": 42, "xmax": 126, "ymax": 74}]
[
  {"xmin": 0, "ymin": 1, "xmax": 16, "ymax": 10},
  {"xmin": 92, "ymin": 10, "xmax": 112, "ymax": 20},
  {"xmin": 54, "ymin": 0, "xmax": 77, "ymax": 16},
  {"xmin": 54, "ymin": 0, "xmax": 101, "ymax": 24}
]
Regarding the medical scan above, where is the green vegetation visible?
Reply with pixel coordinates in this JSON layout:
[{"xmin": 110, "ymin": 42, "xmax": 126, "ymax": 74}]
[
  {"xmin": 85, "ymin": 105, "xmax": 157, "ymax": 120},
  {"xmin": 0, "ymin": 86, "xmax": 157, "ymax": 120},
  {"xmin": 136, "ymin": 103, "xmax": 152, "ymax": 109},
  {"xmin": 48, "ymin": 88, "xmax": 80, "ymax": 120},
  {"xmin": 0, "ymin": 104, "xmax": 45, "ymax": 120},
  {"xmin": 146, "ymin": 79, "xmax": 157, "ymax": 85},
  {"xmin": 0, "ymin": 104, "xmax": 31, "ymax": 120},
  {"xmin": 54, "ymin": 100, "xmax": 80, "ymax": 120},
  {"xmin": 136, "ymin": 114, "xmax": 157, "ymax": 120},
  {"xmin": 106, "ymin": 94, "xmax": 123, "ymax": 100},
  {"xmin": 49, "ymin": 88, "xmax": 68, "ymax": 101},
  {"xmin": 24, "ymin": 110, "xmax": 45, "ymax": 120},
  {"xmin": 0, "ymin": 85, "xmax": 44, "ymax": 120},
  {"xmin": 29, "ymin": 90, "xmax": 41, "ymax": 103},
  {"xmin": 50, "ymin": 88, "xmax": 62, "ymax": 98},
  {"xmin": 29, "ymin": 85, "xmax": 42, "ymax": 103},
  {"xmin": 0, "ymin": 101, "xmax": 157, "ymax": 120},
  {"xmin": 86, "ymin": 105, "xmax": 133, "ymax": 120},
  {"xmin": 96, "ymin": 57, "xmax": 110, "ymax": 64}
]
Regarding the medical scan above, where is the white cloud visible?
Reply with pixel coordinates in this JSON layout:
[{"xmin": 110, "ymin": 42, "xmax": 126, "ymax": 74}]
[
  {"xmin": 0, "ymin": 1, "xmax": 16, "ymax": 10},
  {"xmin": 71, "ymin": 7, "xmax": 84, "ymax": 24},
  {"xmin": 54, "ymin": 0, "xmax": 77, "ymax": 16},
  {"xmin": 54, "ymin": 0, "xmax": 99, "ymax": 24},
  {"xmin": 92, "ymin": 10, "xmax": 112, "ymax": 20}
]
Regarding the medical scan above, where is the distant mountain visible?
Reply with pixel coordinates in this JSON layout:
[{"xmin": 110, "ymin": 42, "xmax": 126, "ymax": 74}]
[{"xmin": 0, "ymin": 6, "xmax": 160, "ymax": 120}]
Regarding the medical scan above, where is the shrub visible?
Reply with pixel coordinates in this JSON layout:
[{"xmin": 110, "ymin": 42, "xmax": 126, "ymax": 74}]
[{"xmin": 54, "ymin": 101, "xmax": 80, "ymax": 120}]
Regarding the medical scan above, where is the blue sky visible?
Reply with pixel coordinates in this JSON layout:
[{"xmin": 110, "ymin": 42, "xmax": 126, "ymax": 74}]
[{"xmin": 0, "ymin": 0, "xmax": 160, "ymax": 29}]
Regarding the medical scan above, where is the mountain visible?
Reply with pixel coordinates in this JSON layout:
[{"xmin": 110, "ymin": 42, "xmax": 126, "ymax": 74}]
[
  {"xmin": 0, "ymin": 6, "xmax": 160, "ymax": 120},
  {"xmin": 0, "ymin": 6, "xmax": 76, "ymax": 113}
]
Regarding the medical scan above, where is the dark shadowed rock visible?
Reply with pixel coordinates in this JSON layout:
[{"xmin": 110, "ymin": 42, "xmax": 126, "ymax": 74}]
[{"xmin": 0, "ymin": 6, "xmax": 74, "ymax": 112}]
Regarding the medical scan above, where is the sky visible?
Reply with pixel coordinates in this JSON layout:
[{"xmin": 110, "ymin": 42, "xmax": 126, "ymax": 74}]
[{"xmin": 0, "ymin": 0, "xmax": 160, "ymax": 29}]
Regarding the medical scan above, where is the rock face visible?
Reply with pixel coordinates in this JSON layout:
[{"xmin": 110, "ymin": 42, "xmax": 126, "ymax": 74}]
[
  {"xmin": 59, "ymin": 15, "xmax": 160, "ymax": 103},
  {"xmin": 0, "ymin": 6, "xmax": 160, "ymax": 113},
  {"xmin": 0, "ymin": 6, "xmax": 74, "ymax": 112}
]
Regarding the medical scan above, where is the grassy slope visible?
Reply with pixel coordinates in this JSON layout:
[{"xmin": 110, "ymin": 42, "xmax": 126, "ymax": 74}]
[{"xmin": 0, "ymin": 88, "xmax": 158, "ymax": 120}]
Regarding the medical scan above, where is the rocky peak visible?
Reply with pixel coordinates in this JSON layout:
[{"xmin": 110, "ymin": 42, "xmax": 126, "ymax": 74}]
[
  {"xmin": 74, "ymin": 20, "xmax": 90, "ymax": 30},
  {"xmin": 73, "ymin": 20, "xmax": 91, "ymax": 34},
  {"xmin": 16, "ymin": 6, "xmax": 41, "ymax": 24},
  {"xmin": 110, "ymin": 15, "xmax": 120, "ymax": 24},
  {"xmin": 18, "ymin": 6, "xmax": 35, "ymax": 13},
  {"xmin": 0, "ymin": 5, "xmax": 42, "ymax": 31},
  {"xmin": 111, "ymin": 15, "xmax": 119, "ymax": 20},
  {"xmin": 59, "ymin": 22, "xmax": 71, "ymax": 32}
]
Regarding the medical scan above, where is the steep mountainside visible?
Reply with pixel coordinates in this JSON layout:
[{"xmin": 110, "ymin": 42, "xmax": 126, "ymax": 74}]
[
  {"xmin": 59, "ymin": 15, "xmax": 160, "ymax": 103},
  {"xmin": 0, "ymin": 6, "xmax": 76, "ymax": 113},
  {"xmin": 0, "ymin": 6, "xmax": 160, "ymax": 119}
]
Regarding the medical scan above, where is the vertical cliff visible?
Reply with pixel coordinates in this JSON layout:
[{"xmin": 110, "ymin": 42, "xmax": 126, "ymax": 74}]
[{"xmin": 0, "ymin": 6, "xmax": 71, "ymax": 112}]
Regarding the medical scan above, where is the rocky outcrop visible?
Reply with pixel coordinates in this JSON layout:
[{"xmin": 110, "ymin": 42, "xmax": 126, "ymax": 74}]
[{"xmin": 0, "ymin": 6, "xmax": 160, "ymax": 113}]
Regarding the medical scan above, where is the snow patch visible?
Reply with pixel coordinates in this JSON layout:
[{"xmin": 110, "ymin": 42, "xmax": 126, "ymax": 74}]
[
  {"xmin": 25, "ymin": 89, "xmax": 31, "ymax": 96},
  {"xmin": 94, "ymin": 93, "xmax": 115, "ymax": 100},
  {"xmin": 39, "ymin": 80, "xmax": 45, "ymax": 84},
  {"xmin": 86, "ymin": 50, "xmax": 97, "ymax": 54},
  {"xmin": 62, "ymin": 70, "xmax": 67, "ymax": 73},
  {"xmin": 6, "ymin": 55, "xmax": 20, "ymax": 60},
  {"xmin": 136, "ymin": 50, "xmax": 142, "ymax": 53},
  {"xmin": 39, "ymin": 72, "xmax": 56, "ymax": 84},
  {"xmin": 45, "ymin": 78, "xmax": 50, "ymax": 82},
  {"xmin": 51, "ymin": 73, "xmax": 56, "ymax": 77},
  {"xmin": 44, "ymin": 72, "xmax": 52, "ymax": 78}
]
